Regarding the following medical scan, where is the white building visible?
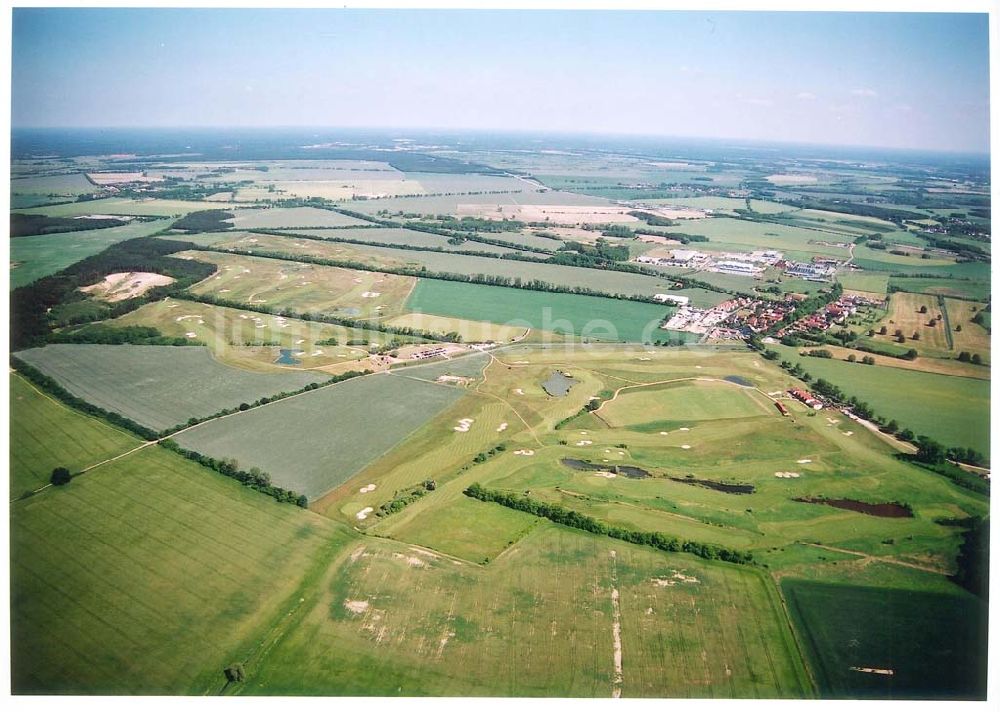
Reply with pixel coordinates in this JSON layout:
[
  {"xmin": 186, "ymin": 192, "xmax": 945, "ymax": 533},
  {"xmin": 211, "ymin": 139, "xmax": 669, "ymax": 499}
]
[{"xmin": 653, "ymin": 294, "xmax": 690, "ymax": 306}]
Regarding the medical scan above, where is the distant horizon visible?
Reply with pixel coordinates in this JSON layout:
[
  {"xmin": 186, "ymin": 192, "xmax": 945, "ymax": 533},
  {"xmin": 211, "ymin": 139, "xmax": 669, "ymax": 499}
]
[
  {"xmin": 12, "ymin": 9, "xmax": 990, "ymax": 154},
  {"xmin": 10, "ymin": 125, "xmax": 992, "ymax": 160}
]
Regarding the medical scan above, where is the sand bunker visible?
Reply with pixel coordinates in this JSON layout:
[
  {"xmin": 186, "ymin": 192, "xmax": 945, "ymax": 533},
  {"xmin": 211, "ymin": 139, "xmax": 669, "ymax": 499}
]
[
  {"xmin": 81, "ymin": 272, "xmax": 175, "ymax": 302},
  {"xmin": 679, "ymin": 427, "xmax": 690, "ymax": 431},
  {"xmin": 355, "ymin": 506, "xmax": 374, "ymax": 520},
  {"xmin": 576, "ymin": 440, "xmax": 593, "ymax": 446},
  {"xmin": 185, "ymin": 332, "xmax": 197, "ymax": 338},
  {"xmin": 513, "ymin": 388, "xmax": 525, "ymax": 395},
  {"xmin": 497, "ymin": 422, "xmax": 508, "ymax": 432},
  {"xmin": 514, "ymin": 449, "xmax": 535, "ymax": 456},
  {"xmin": 660, "ymin": 431, "xmax": 669, "ymax": 435},
  {"xmin": 344, "ymin": 600, "xmax": 370, "ymax": 614},
  {"xmin": 681, "ymin": 445, "xmax": 692, "ymax": 450},
  {"xmin": 454, "ymin": 418, "xmax": 474, "ymax": 432},
  {"xmin": 775, "ymin": 472, "xmax": 801, "ymax": 479},
  {"xmin": 361, "ymin": 291, "xmax": 381, "ymax": 298},
  {"xmin": 359, "ymin": 484, "xmax": 376, "ymax": 494},
  {"xmin": 796, "ymin": 459, "xmax": 812, "ymax": 464},
  {"xmin": 843, "ymin": 431, "xmax": 854, "ymax": 437},
  {"xmin": 594, "ymin": 471, "xmax": 617, "ymax": 479}
]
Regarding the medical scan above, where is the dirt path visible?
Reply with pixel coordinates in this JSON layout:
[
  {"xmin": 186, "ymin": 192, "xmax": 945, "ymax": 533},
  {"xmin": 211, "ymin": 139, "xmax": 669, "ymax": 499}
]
[
  {"xmin": 802, "ymin": 542, "xmax": 951, "ymax": 576},
  {"xmin": 609, "ymin": 550, "xmax": 624, "ymax": 699}
]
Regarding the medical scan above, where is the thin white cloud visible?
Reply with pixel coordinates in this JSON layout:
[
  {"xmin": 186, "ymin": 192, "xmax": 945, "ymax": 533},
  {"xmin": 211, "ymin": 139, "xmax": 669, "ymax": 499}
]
[
  {"xmin": 796, "ymin": 92, "xmax": 816, "ymax": 100},
  {"xmin": 851, "ymin": 88, "xmax": 878, "ymax": 98}
]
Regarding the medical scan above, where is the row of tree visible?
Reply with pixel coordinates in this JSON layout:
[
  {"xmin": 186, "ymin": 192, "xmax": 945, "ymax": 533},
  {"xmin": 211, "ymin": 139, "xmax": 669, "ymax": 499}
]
[
  {"xmin": 463, "ymin": 483, "xmax": 754, "ymax": 564},
  {"xmin": 159, "ymin": 440, "xmax": 307, "ymax": 507}
]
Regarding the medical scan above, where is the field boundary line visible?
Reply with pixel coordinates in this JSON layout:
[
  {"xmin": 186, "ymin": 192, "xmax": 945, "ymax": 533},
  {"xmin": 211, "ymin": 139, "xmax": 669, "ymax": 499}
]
[{"xmin": 800, "ymin": 542, "xmax": 951, "ymax": 576}]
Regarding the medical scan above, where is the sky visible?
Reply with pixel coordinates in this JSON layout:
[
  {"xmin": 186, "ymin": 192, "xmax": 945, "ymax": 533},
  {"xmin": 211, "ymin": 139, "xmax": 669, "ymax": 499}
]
[{"xmin": 10, "ymin": 8, "xmax": 991, "ymax": 153}]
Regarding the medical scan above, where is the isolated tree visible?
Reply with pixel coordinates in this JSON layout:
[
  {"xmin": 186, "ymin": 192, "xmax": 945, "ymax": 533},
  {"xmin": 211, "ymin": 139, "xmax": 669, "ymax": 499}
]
[
  {"xmin": 919, "ymin": 305, "xmax": 928, "ymax": 314},
  {"xmin": 224, "ymin": 664, "xmax": 245, "ymax": 683},
  {"xmin": 958, "ymin": 351, "xmax": 972, "ymax": 362},
  {"xmin": 883, "ymin": 420, "xmax": 899, "ymax": 434},
  {"xmin": 879, "ymin": 326, "xmax": 888, "ymax": 335},
  {"xmin": 971, "ymin": 353, "xmax": 983, "ymax": 365},
  {"xmin": 894, "ymin": 329, "xmax": 904, "ymax": 338},
  {"xmin": 912, "ymin": 332, "xmax": 920, "ymax": 340},
  {"xmin": 955, "ymin": 324, "xmax": 963, "ymax": 332},
  {"xmin": 847, "ymin": 354, "xmax": 857, "ymax": 362},
  {"xmin": 50, "ymin": 467, "xmax": 71, "ymax": 486}
]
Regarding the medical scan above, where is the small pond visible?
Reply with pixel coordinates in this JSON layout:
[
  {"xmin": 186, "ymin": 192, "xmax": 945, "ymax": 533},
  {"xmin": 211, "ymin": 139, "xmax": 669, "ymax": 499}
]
[
  {"xmin": 561, "ymin": 458, "xmax": 651, "ymax": 479},
  {"xmin": 723, "ymin": 375, "xmax": 754, "ymax": 387},
  {"xmin": 275, "ymin": 348, "xmax": 305, "ymax": 365},
  {"xmin": 542, "ymin": 371, "xmax": 579, "ymax": 397}
]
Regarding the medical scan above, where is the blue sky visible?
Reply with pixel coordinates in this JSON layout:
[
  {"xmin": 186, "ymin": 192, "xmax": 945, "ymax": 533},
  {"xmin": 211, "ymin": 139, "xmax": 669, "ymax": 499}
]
[{"xmin": 11, "ymin": 9, "xmax": 990, "ymax": 152}]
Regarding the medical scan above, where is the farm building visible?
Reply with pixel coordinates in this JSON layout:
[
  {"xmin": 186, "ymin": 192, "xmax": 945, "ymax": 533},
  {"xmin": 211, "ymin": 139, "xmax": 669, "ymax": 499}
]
[
  {"xmin": 789, "ymin": 388, "xmax": 823, "ymax": 410},
  {"xmin": 774, "ymin": 401, "xmax": 789, "ymax": 416}
]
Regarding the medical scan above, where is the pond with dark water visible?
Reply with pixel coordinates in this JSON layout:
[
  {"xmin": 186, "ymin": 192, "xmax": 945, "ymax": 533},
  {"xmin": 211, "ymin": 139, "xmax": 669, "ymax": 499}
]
[
  {"xmin": 669, "ymin": 477, "xmax": 755, "ymax": 494},
  {"xmin": 542, "ymin": 371, "xmax": 579, "ymax": 397},
  {"xmin": 561, "ymin": 458, "xmax": 651, "ymax": 479},
  {"xmin": 793, "ymin": 497, "xmax": 913, "ymax": 518},
  {"xmin": 723, "ymin": 375, "xmax": 754, "ymax": 387}
]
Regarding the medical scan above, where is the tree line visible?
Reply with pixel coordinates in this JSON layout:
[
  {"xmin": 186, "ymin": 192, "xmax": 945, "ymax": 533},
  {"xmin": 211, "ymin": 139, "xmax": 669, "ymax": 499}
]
[
  {"xmin": 159, "ymin": 440, "xmax": 308, "ymax": 507},
  {"xmin": 464, "ymin": 483, "xmax": 754, "ymax": 564}
]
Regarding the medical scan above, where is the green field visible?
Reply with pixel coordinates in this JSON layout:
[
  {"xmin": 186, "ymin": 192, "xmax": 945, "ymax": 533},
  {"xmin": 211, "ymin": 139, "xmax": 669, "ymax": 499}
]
[
  {"xmin": 782, "ymin": 579, "xmax": 986, "ymax": 699},
  {"xmin": 773, "ymin": 344, "xmax": 990, "ymax": 454},
  {"xmin": 9, "ymin": 373, "xmax": 141, "ymax": 496},
  {"xmin": 838, "ymin": 271, "xmax": 889, "ymax": 296},
  {"xmin": 284, "ymin": 227, "xmax": 525, "ymax": 255},
  {"xmin": 244, "ymin": 525, "xmax": 811, "ymax": 697},
  {"xmin": 207, "ymin": 232, "xmax": 683, "ymax": 299},
  {"xmin": 229, "ymin": 206, "xmax": 374, "ymax": 229},
  {"xmin": 11, "ymin": 445, "xmax": 352, "ymax": 694},
  {"xmin": 173, "ymin": 370, "xmax": 468, "ymax": 499},
  {"xmin": 405, "ymin": 279, "xmax": 687, "ymax": 342},
  {"xmin": 599, "ymin": 380, "xmax": 774, "ymax": 427},
  {"xmin": 15, "ymin": 344, "xmax": 326, "ymax": 431},
  {"xmin": 10, "ymin": 218, "xmax": 175, "ymax": 288},
  {"xmin": 20, "ymin": 197, "xmax": 240, "ymax": 218},
  {"xmin": 667, "ymin": 217, "xmax": 852, "ymax": 260},
  {"xmin": 888, "ymin": 276, "xmax": 992, "ymax": 301}
]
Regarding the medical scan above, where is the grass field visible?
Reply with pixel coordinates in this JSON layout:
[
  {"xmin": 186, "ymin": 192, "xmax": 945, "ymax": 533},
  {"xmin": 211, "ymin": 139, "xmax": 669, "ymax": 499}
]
[
  {"xmin": 773, "ymin": 344, "xmax": 990, "ymax": 454},
  {"xmin": 284, "ymin": 227, "xmax": 525, "ymax": 255},
  {"xmin": 10, "ymin": 218, "xmax": 175, "ymax": 288},
  {"xmin": 229, "ymin": 206, "xmax": 374, "ymax": 229},
  {"xmin": 386, "ymin": 311, "xmax": 529, "ymax": 343},
  {"xmin": 11, "ymin": 444, "xmax": 353, "ymax": 694},
  {"xmin": 20, "ymin": 197, "xmax": 240, "ymax": 218},
  {"xmin": 15, "ymin": 344, "xmax": 326, "ymax": 431},
  {"xmin": 945, "ymin": 299, "xmax": 991, "ymax": 361},
  {"xmin": 9, "ymin": 373, "xmax": 140, "ymax": 496},
  {"xmin": 404, "ymin": 279, "xmax": 689, "ymax": 342},
  {"xmin": 173, "ymin": 371, "xmax": 468, "ymax": 499},
  {"xmin": 887, "ymin": 277, "xmax": 991, "ymax": 301},
  {"xmin": 111, "ymin": 298, "xmax": 376, "ymax": 372},
  {"xmin": 794, "ymin": 343, "xmax": 988, "ymax": 380},
  {"xmin": 666, "ymin": 217, "xmax": 852, "ymax": 260},
  {"xmin": 10, "ymin": 171, "xmax": 96, "ymax": 198},
  {"xmin": 242, "ymin": 525, "xmax": 811, "ymax": 697},
  {"xmin": 599, "ymin": 380, "xmax": 774, "ymax": 427},
  {"xmin": 205, "ymin": 232, "xmax": 683, "ymax": 299},
  {"xmin": 184, "ymin": 249, "xmax": 417, "ymax": 320},
  {"xmin": 782, "ymin": 579, "xmax": 986, "ymax": 699},
  {"xmin": 837, "ymin": 271, "xmax": 889, "ymax": 296},
  {"xmin": 873, "ymin": 292, "xmax": 952, "ymax": 358}
]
